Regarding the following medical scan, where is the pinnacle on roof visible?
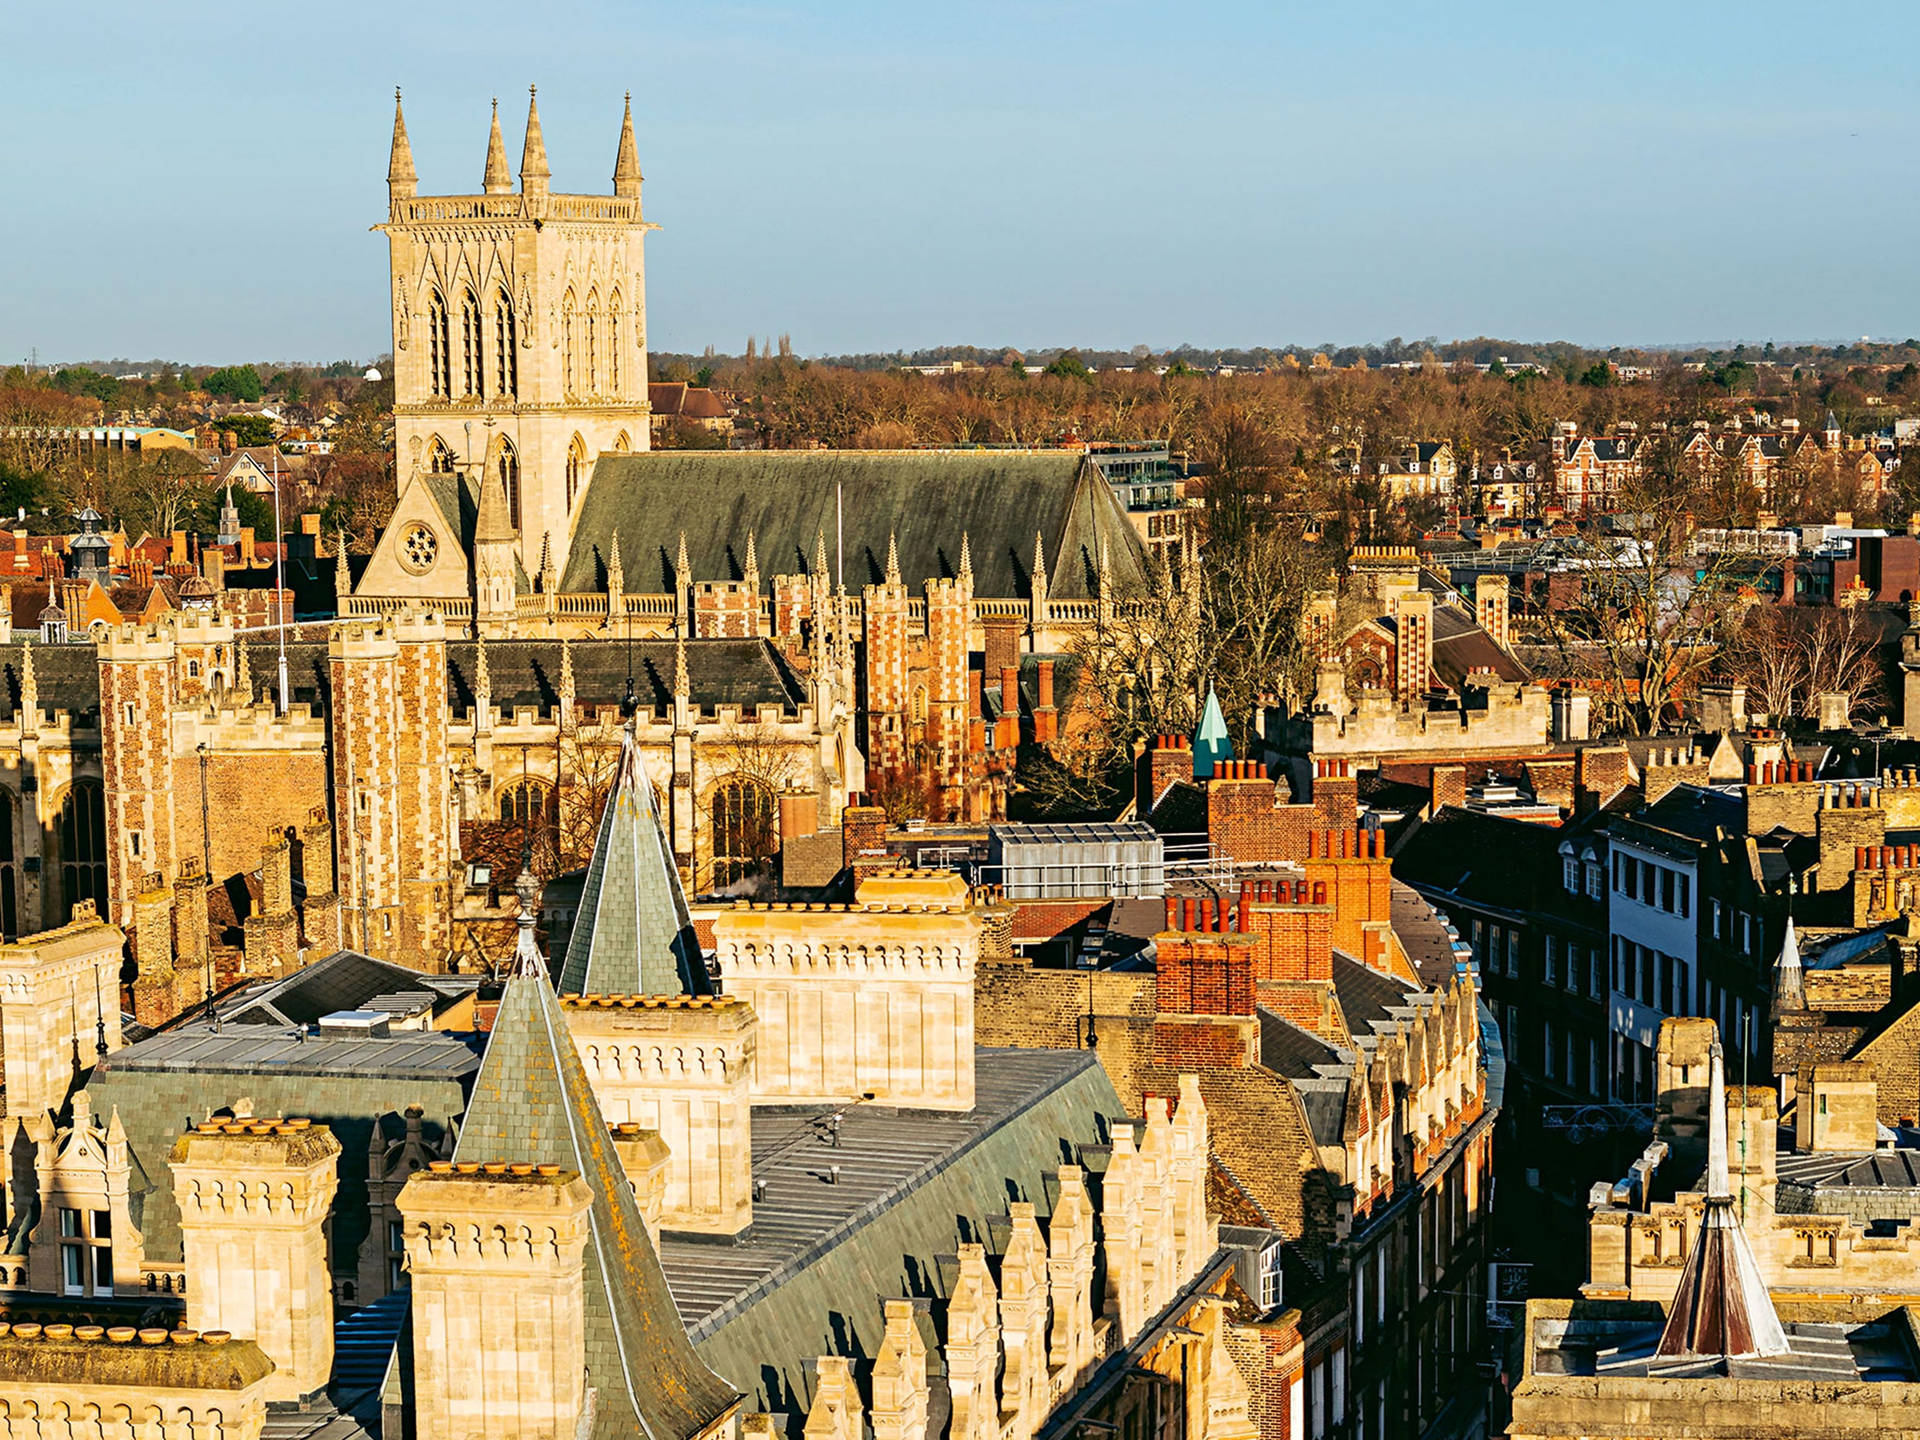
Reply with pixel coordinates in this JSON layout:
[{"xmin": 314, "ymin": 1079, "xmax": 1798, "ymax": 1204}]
[
  {"xmin": 386, "ymin": 88, "xmax": 417, "ymax": 196},
  {"xmin": 1193, "ymin": 684, "xmax": 1232, "ymax": 779},
  {"xmin": 743, "ymin": 528, "xmax": 758, "ymax": 579},
  {"xmin": 813, "ymin": 529, "xmax": 830, "ymax": 586},
  {"xmin": 334, "ymin": 528, "xmax": 351, "ymax": 603},
  {"xmin": 675, "ymin": 530, "xmax": 690, "ymax": 585},
  {"xmin": 474, "ymin": 462, "xmax": 517, "ymax": 544},
  {"xmin": 884, "ymin": 530, "xmax": 901, "ymax": 586},
  {"xmin": 1654, "ymin": 1039, "xmax": 1789, "ymax": 1361},
  {"xmin": 457, "ymin": 917, "xmax": 738, "ymax": 1439},
  {"xmin": 1774, "ymin": 916, "xmax": 1805, "ymax": 1013},
  {"xmin": 1031, "ymin": 531, "xmax": 1049, "ymax": 599},
  {"xmin": 959, "ymin": 531, "xmax": 973, "ymax": 586},
  {"xmin": 519, "ymin": 85, "xmax": 550, "ymax": 192},
  {"xmin": 612, "ymin": 91, "xmax": 642, "ymax": 199},
  {"xmin": 481, "ymin": 97, "xmax": 513, "ymax": 195},
  {"xmin": 673, "ymin": 624, "xmax": 689, "ymax": 698},
  {"xmin": 559, "ymin": 635, "xmax": 575, "ymax": 698},
  {"xmin": 556, "ymin": 724, "xmax": 707, "ymax": 998},
  {"xmin": 607, "ymin": 529, "xmax": 624, "ymax": 589}
]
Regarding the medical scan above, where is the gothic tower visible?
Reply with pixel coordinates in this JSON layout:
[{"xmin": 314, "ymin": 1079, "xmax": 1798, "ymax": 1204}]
[{"xmin": 377, "ymin": 88, "xmax": 655, "ymax": 585}]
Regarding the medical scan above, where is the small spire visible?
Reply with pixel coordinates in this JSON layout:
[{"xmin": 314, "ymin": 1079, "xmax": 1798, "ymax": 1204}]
[
  {"xmin": 743, "ymin": 529, "xmax": 758, "ymax": 581},
  {"xmin": 1031, "ymin": 531, "xmax": 1049, "ymax": 600},
  {"xmin": 475, "ymin": 462, "xmax": 517, "ymax": 543},
  {"xmin": 607, "ymin": 530, "xmax": 624, "ymax": 589},
  {"xmin": 675, "ymin": 530, "xmax": 690, "ymax": 585},
  {"xmin": 959, "ymin": 531, "xmax": 973, "ymax": 586},
  {"xmin": 482, "ymin": 97, "xmax": 513, "ymax": 195},
  {"xmin": 235, "ymin": 641, "xmax": 253, "ymax": 703},
  {"xmin": 387, "ymin": 88, "xmax": 417, "ymax": 198},
  {"xmin": 475, "ymin": 628, "xmax": 491, "ymax": 689},
  {"xmin": 1775, "ymin": 916, "xmax": 1805, "ymax": 1013},
  {"xmin": 813, "ymin": 529, "xmax": 830, "ymax": 585},
  {"xmin": 520, "ymin": 85, "xmax": 550, "ymax": 196},
  {"xmin": 19, "ymin": 639, "xmax": 37, "ymax": 729},
  {"xmin": 538, "ymin": 530, "xmax": 556, "ymax": 589},
  {"xmin": 884, "ymin": 530, "xmax": 901, "ymax": 586},
  {"xmin": 559, "ymin": 635, "xmax": 575, "ymax": 698},
  {"xmin": 674, "ymin": 623, "xmax": 689, "ymax": 698},
  {"xmin": 334, "ymin": 528, "xmax": 352, "ymax": 607},
  {"xmin": 612, "ymin": 91, "xmax": 642, "ymax": 199}
]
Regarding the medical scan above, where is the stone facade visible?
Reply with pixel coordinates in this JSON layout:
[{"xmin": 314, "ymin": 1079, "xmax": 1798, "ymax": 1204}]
[
  {"xmin": 0, "ymin": 1331, "xmax": 274, "ymax": 1440},
  {"xmin": 169, "ymin": 1115, "xmax": 341, "ymax": 1403},
  {"xmin": 398, "ymin": 1163, "xmax": 595, "ymax": 1440},
  {"xmin": 0, "ymin": 907, "xmax": 124, "ymax": 1121}
]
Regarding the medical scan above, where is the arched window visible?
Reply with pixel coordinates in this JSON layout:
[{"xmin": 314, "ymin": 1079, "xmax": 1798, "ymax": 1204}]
[
  {"xmin": 427, "ymin": 290, "xmax": 451, "ymax": 398},
  {"xmin": 56, "ymin": 781, "xmax": 107, "ymax": 923},
  {"xmin": 498, "ymin": 438, "xmax": 521, "ymax": 531},
  {"xmin": 608, "ymin": 289, "xmax": 622, "ymax": 394},
  {"xmin": 499, "ymin": 778, "xmax": 556, "ymax": 829},
  {"xmin": 495, "ymin": 288, "xmax": 517, "ymax": 398},
  {"xmin": 612, "ymin": 431, "xmax": 632, "ymax": 453},
  {"xmin": 562, "ymin": 291, "xmax": 577, "ymax": 397},
  {"xmin": 461, "ymin": 289, "xmax": 483, "ymax": 397},
  {"xmin": 711, "ymin": 778, "xmax": 775, "ymax": 888},
  {"xmin": 0, "ymin": 789, "xmax": 17, "ymax": 939},
  {"xmin": 427, "ymin": 436, "xmax": 455, "ymax": 475},
  {"xmin": 585, "ymin": 289, "xmax": 600, "ymax": 396},
  {"xmin": 565, "ymin": 435, "xmax": 586, "ymax": 512}
]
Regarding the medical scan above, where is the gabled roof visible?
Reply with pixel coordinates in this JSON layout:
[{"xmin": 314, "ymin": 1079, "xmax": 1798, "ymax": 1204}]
[
  {"xmin": 455, "ymin": 956, "xmax": 740, "ymax": 1440},
  {"xmin": 561, "ymin": 450, "xmax": 1148, "ymax": 600},
  {"xmin": 556, "ymin": 726, "xmax": 707, "ymax": 998}
]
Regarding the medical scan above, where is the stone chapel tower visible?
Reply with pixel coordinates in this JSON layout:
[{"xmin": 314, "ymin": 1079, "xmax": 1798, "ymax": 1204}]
[{"xmin": 377, "ymin": 88, "xmax": 654, "ymax": 583}]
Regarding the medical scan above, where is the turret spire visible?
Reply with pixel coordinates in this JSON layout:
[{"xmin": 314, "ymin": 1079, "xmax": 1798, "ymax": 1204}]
[
  {"xmin": 519, "ymin": 85, "xmax": 550, "ymax": 196},
  {"xmin": 1774, "ymin": 916, "xmax": 1805, "ymax": 1013},
  {"xmin": 743, "ymin": 529, "xmax": 758, "ymax": 582},
  {"xmin": 482, "ymin": 97, "xmax": 513, "ymax": 195},
  {"xmin": 959, "ymin": 531, "xmax": 973, "ymax": 587},
  {"xmin": 1031, "ymin": 531, "xmax": 1049, "ymax": 600},
  {"xmin": 675, "ymin": 530, "xmax": 690, "ymax": 586},
  {"xmin": 612, "ymin": 91, "xmax": 642, "ymax": 199},
  {"xmin": 387, "ymin": 88, "xmax": 417, "ymax": 200},
  {"xmin": 607, "ymin": 530, "xmax": 624, "ymax": 592},
  {"xmin": 334, "ymin": 529, "xmax": 352, "ymax": 615},
  {"xmin": 884, "ymin": 530, "xmax": 901, "ymax": 586}
]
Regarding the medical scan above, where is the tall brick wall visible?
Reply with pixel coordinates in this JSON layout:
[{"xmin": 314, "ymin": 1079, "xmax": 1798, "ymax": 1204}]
[
  {"xmin": 1312, "ymin": 760, "xmax": 1359, "ymax": 833},
  {"xmin": 863, "ymin": 579, "xmax": 910, "ymax": 773},
  {"xmin": 170, "ymin": 750, "xmax": 330, "ymax": 894},
  {"xmin": 330, "ymin": 624, "xmax": 403, "ymax": 957}
]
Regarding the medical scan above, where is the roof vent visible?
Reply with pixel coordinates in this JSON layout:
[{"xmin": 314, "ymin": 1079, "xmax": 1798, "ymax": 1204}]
[{"xmin": 317, "ymin": 1010, "xmax": 391, "ymax": 1039}]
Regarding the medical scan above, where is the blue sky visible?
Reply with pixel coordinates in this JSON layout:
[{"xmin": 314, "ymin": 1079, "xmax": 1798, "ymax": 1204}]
[{"xmin": 4, "ymin": 0, "xmax": 1917, "ymax": 364}]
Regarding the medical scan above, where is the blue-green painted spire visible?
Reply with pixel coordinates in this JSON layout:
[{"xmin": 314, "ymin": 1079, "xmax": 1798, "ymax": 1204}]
[{"xmin": 1192, "ymin": 684, "xmax": 1233, "ymax": 779}]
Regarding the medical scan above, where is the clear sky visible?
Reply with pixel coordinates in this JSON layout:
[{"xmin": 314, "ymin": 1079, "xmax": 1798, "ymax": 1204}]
[{"xmin": 4, "ymin": 0, "xmax": 1917, "ymax": 365}]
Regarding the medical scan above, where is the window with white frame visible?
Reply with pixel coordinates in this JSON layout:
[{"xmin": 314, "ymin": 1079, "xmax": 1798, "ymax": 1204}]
[
  {"xmin": 59, "ymin": 1208, "xmax": 112, "ymax": 1296},
  {"xmin": 1563, "ymin": 855, "xmax": 1580, "ymax": 893},
  {"xmin": 1544, "ymin": 935, "xmax": 1559, "ymax": 987},
  {"xmin": 1507, "ymin": 930, "xmax": 1519, "ymax": 978}
]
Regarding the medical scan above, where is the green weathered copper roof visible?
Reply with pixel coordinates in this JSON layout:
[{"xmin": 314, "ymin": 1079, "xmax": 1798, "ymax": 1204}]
[
  {"xmin": 561, "ymin": 450, "xmax": 1148, "ymax": 600},
  {"xmin": 662, "ymin": 1048, "xmax": 1122, "ymax": 1424},
  {"xmin": 454, "ymin": 958, "xmax": 740, "ymax": 1440},
  {"xmin": 557, "ymin": 727, "xmax": 707, "ymax": 997},
  {"xmin": 85, "ymin": 1027, "xmax": 481, "ymax": 1270}
]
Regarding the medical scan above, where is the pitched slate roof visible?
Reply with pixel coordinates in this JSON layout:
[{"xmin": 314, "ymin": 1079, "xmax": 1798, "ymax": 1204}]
[
  {"xmin": 556, "ymin": 727, "xmax": 707, "ymax": 997},
  {"xmin": 445, "ymin": 638, "xmax": 803, "ymax": 717},
  {"xmin": 455, "ymin": 958, "xmax": 739, "ymax": 1440},
  {"xmin": 561, "ymin": 450, "xmax": 1148, "ymax": 600}
]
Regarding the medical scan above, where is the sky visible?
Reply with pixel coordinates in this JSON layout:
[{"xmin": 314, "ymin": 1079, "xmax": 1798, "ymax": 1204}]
[{"xmin": 4, "ymin": 0, "xmax": 1918, "ymax": 365}]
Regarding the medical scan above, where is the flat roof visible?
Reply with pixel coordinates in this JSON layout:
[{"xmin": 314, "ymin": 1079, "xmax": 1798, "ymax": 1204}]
[{"xmin": 99, "ymin": 1023, "xmax": 484, "ymax": 1081}]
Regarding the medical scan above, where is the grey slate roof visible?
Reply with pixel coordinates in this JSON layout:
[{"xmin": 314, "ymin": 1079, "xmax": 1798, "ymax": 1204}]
[
  {"xmin": 220, "ymin": 949, "xmax": 476, "ymax": 1028},
  {"xmin": 560, "ymin": 450, "xmax": 1150, "ymax": 600},
  {"xmin": 661, "ymin": 1047, "xmax": 1123, "ymax": 1423},
  {"xmin": 446, "ymin": 637, "xmax": 804, "ymax": 718},
  {"xmin": 452, "ymin": 960, "xmax": 739, "ymax": 1440},
  {"xmin": 556, "ymin": 727, "xmax": 707, "ymax": 997},
  {"xmin": 85, "ymin": 1025, "xmax": 480, "ymax": 1269}
]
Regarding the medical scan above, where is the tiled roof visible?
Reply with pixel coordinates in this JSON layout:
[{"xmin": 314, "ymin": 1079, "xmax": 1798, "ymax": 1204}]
[
  {"xmin": 561, "ymin": 450, "xmax": 1149, "ymax": 601},
  {"xmin": 556, "ymin": 727, "xmax": 706, "ymax": 998},
  {"xmin": 455, "ymin": 962, "xmax": 740, "ymax": 1440}
]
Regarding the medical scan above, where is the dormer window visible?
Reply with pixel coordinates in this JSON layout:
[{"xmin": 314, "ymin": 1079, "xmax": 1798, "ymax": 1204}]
[{"xmin": 1562, "ymin": 854, "xmax": 1579, "ymax": 893}]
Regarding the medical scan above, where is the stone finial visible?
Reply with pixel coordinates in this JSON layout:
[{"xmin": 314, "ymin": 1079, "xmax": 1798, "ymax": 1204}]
[
  {"xmin": 958, "ymin": 531, "xmax": 973, "ymax": 587},
  {"xmin": 387, "ymin": 88, "xmax": 417, "ymax": 198},
  {"xmin": 1031, "ymin": 531, "xmax": 1049, "ymax": 601},
  {"xmin": 803, "ymin": 1355, "xmax": 864, "ymax": 1440},
  {"xmin": 946, "ymin": 1244, "xmax": 1001, "ymax": 1440},
  {"xmin": 813, "ymin": 529, "xmax": 830, "ymax": 586},
  {"xmin": 235, "ymin": 639, "xmax": 252, "ymax": 702},
  {"xmin": 675, "ymin": 530, "xmax": 690, "ymax": 587},
  {"xmin": 884, "ymin": 530, "xmax": 901, "ymax": 587},
  {"xmin": 519, "ymin": 85, "xmax": 550, "ymax": 195},
  {"xmin": 559, "ymin": 635, "xmax": 575, "ymax": 700},
  {"xmin": 674, "ymin": 624, "xmax": 689, "ymax": 699},
  {"xmin": 473, "ymin": 631, "xmax": 491, "ymax": 726},
  {"xmin": 19, "ymin": 639, "xmax": 36, "ymax": 735},
  {"xmin": 1047, "ymin": 1165, "xmax": 1096, "ymax": 1377},
  {"xmin": 334, "ymin": 528, "xmax": 352, "ymax": 611},
  {"xmin": 482, "ymin": 97, "xmax": 513, "ymax": 195},
  {"xmin": 607, "ymin": 530, "xmax": 625, "ymax": 592},
  {"xmin": 539, "ymin": 530, "xmax": 557, "ymax": 592},
  {"xmin": 743, "ymin": 529, "xmax": 759, "ymax": 583},
  {"xmin": 870, "ymin": 1299, "xmax": 929, "ymax": 1440},
  {"xmin": 613, "ymin": 91, "xmax": 642, "ymax": 199}
]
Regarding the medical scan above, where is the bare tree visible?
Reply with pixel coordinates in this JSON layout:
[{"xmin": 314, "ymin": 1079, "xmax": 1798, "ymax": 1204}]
[
  {"xmin": 1720, "ymin": 605, "xmax": 1884, "ymax": 723},
  {"xmin": 1538, "ymin": 438, "xmax": 1765, "ymax": 734}
]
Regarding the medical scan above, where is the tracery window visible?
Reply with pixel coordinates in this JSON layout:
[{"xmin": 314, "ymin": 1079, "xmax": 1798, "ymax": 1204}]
[
  {"xmin": 498, "ymin": 438, "xmax": 521, "ymax": 530},
  {"xmin": 585, "ymin": 289, "xmax": 600, "ymax": 395},
  {"xmin": 427, "ymin": 291, "xmax": 451, "ymax": 397},
  {"xmin": 499, "ymin": 778, "xmax": 556, "ymax": 829},
  {"xmin": 427, "ymin": 437, "xmax": 455, "ymax": 475},
  {"xmin": 494, "ymin": 288, "xmax": 518, "ymax": 397},
  {"xmin": 566, "ymin": 435, "xmax": 586, "ymax": 511},
  {"xmin": 562, "ymin": 291, "xmax": 577, "ymax": 397},
  {"xmin": 460, "ymin": 289, "xmax": 482, "ymax": 397},
  {"xmin": 608, "ymin": 290, "xmax": 622, "ymax": 393},
  {"xmin": 711, "ymin": 778, "xmax": 775, "ymax": 888},
  {"xmin": 56, "ymin": 780, "xmax": 107, "ymax": 922}
]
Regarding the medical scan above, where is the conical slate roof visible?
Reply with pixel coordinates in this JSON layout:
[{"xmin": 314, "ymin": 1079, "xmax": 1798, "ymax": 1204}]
[
  {"xmin": 1774, "ymin": 916, "xmax": 1805, "ymax": 1013},
  {"xmin": 1192, "ymin": 684, "xmax": 1233, "ymax": 779},
  {"xmin": 455, "ymin": 942, "xmax": 741, "ymax": 1438},
  {"xmin": 557, "ymin": 726, "xmax": 707, "ymax": 997},
  {"xmin": 1655, "ymin": 1039, "xmax": 1789, "ymax": 1360}
]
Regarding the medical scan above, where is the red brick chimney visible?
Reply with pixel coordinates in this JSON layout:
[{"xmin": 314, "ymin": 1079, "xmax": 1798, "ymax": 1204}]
[
  {"xmin": 1032, "ymin": 659, "xmax": 1057, "ymax": 743},
  {"xmin": 995, "ymin": 665, "xmax": 1021, "ymax": 750}
]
